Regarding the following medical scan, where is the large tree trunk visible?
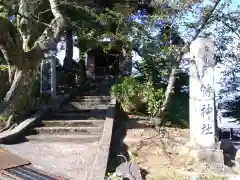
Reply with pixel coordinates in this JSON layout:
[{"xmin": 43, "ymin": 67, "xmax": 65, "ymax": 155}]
[
  {"xmin": 0, "ymin": 46, "xmax": 16, "ymax": 84},
  {"xmin": 78, "ymin": 53, "xmax": 87, "ymax": 84},
  {"xmin": 0, "ymin": 69, "xmax": 35, "ymax": 129},
  {"xmin": 63, "ymin": 28, "xmax": 74, "ymax": 86},
  {"xmin": 0, "ymin": 0, "xmax": 66, "ymax": 130},
  {"xmin": 63, "ymin": 28, "xmax": 73, "ymax": 71}
]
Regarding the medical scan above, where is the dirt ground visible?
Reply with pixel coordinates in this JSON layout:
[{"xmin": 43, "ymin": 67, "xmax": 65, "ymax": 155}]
[{"xmin": 123, "ymin": 115, "xmax": 233, "ymax": 180}]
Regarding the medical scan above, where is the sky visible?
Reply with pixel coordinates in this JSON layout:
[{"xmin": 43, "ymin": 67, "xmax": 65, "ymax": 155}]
[{"xmin": 229, "ymin": 0, "xmax": 240, "ymax": 10}]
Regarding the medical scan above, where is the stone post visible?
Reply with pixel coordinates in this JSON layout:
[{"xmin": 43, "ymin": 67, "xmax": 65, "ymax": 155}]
[
  {"xmin": 51, "ymin": 58, "xmax": 56, "ymax": 101},
  {"xmin": 86, "ymin": 54, "xmax": 95, "ymax": 79},
  {"xmin": 40, "ymin": 57, "xmax": 56, "ymax": 102},
  {"xmin": 189, "ymin": 38, "xmax": 216, "ymax": 148}
]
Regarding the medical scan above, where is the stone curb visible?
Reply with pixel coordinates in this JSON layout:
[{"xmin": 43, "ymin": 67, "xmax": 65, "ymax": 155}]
[
  {"xmin": 0, "ymin": 94, "xmax": 70, "ymax": 144},
  {"xmin": 88, "ymin": 98, "xmax": 116, "ymax": 180}
]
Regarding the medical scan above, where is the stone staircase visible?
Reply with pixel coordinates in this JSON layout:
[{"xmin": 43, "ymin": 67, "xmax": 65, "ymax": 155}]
[{"xmin": 25, "ymin": 78, "xmax": 114, "ymax": 143}]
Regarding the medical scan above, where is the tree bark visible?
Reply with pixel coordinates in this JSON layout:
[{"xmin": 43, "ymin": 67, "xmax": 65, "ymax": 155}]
[
  {"xmin": 0, "ymin": 0, "xmax": 66, "ymax": 129},
  {"xmin": 78, "ymin": 53, "xmax": 87, "ymax": 84},
  {"xmin": 63, "ymin": 28, "xmax": 75, "ymax": 86},
  {"xmin": 63, "ymin": 28, "xmax": 73, "ymax": 71},
  {"xmin": 0, "ymin": 45, "xmax": 16, "ymax": 84},
  {"xmin": 160, "ymin": 66, "xmax": 178, "ymax": 113},
  {"xmin": 0, "ymin": 69, "xmax": 35, "ymax": 129}
]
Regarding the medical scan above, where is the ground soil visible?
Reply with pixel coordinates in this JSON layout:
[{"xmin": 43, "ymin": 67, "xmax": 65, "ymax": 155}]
[{"xmin": 122, "ymin": 114, "xmax": 233, "ymax": 180}]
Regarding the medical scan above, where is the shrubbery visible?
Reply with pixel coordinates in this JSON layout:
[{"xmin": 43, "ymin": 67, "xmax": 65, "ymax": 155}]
[
  {"xmin": 111, "ymin": 77, "xmax": 164, "ymax": 117},
  {"xmin": 111, "ymin": 76, "xmax": 189, "ymax": 128}
]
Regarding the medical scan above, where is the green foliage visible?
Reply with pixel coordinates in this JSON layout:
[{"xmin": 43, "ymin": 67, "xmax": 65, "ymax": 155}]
[
  {"xmin": 111, "ymin": 74, "xmax": 189, "ymax": 127},
  {"xmin": 164, "ymin": 72, "xmax": 189, "ymax": 127},
  {"xmin": 111, "ymin": 77, "xmax": 142, "ymax": 112},
  {"xmin": 166, "ymin": 92, "xmax": 189, "ymax": 127},
  {"xmin": 111, "ymin": 77, "xmax": 164, "ymax": 117},
  {"xmin": 141, "ymin": 80, "xmax": 164, "ymax": 117},
  {"xmin": 73, "ymin": 5, "xmax": 134, "ymax": 55}
]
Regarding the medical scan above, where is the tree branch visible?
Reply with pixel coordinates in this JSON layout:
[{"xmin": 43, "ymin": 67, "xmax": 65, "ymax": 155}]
[
  {"xmin": 160, "ymin": 0, "xmax": 222, "ymax": 117},
  {"xmin": 18, "ymin": 0, "xmax": 39, "ymax": 51},
  {"xmin": 0, "ymin": 16, "xmax": 25, "ymax": 69},
  {"xmin": 0, "ymin": 45, "xmax": 15, "ymax": 83},
  {"xmin": 0, "ymin": 0, "xmax": 65, "ymax": 70},
  {"xmin": 33, "ymin": 0, "xmax": 66, "ymax": 52}
]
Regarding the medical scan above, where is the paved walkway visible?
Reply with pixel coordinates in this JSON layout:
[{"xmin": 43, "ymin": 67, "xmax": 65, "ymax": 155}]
[
  {"xmin": 0, "ymin": 79, "xmax": 115, "ymax": 179},
  {"xmin": 1, "ymin": 140, "xmax": 100, "ymax": 180}
]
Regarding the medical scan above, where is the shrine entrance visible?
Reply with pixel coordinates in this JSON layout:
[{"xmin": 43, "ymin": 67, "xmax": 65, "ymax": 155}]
[
  {"xmin": 95, "ymin": 52, "xmax": 119, "ymax": 77},
  {"xmin": 87, "ymin": 47, "xmax": 121, "ymax": 78}
]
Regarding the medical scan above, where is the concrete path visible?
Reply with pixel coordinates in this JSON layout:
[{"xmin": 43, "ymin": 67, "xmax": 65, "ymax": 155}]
[
  {"xmin": 1, "ymin": 141, "xmax": 100, "ymax": 180},
  {"xmin": 0, "ymin": 79, "xmax": 116, "ymax": 180}
]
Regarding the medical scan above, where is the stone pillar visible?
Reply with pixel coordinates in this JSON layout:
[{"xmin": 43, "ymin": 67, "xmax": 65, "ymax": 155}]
[
  {"xmin": 51, "ymin": 58, "xmax": 56, "ymax": 100},
  {"xmin": 86, "ymin": 54, "xmax": 95, "ymax": 79},
  {"xmin": 189, "ymin": 38, "xmax": 216, "ymax": 148},
  {"xmin": 40, "ymin": 57, "xmax": 56, "ymax": 101}
]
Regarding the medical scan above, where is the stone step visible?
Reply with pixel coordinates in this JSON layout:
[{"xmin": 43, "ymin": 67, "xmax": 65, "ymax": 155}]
[
  {"xmin": 73, "ymin": 96, "xmax": 111, "ymax": 100},
  {"xmin": 79, "ymin": 92, "xmax": 110, "ymax": 96},
  {"xmin": 43, "ymin": 116, "xmax": 104, "ymax": 121},
  {"xmin": 65, "ymin": 101, "xmax": 110, "ymax": 108},
  {"xmin": 61, "ymin": 104, "xmax": 109, "ymax": 110},
  {"xmin": 70, "ymin": 98, "xmax": 110, "ymax": 103},
  {"xmin": 43, "ymin": 111, "xmax": 107, "ymax": 120},
  {"xmin": 26, "ymin": 134, "xmax": 100, "ymax": 143},
  {"xmin": 52, "ymin": 109, "xmax": 107, "ymax": 115},
  {"xmin": 29, "ymin": 126, "xmax": 103, "ymax": 135},
  {"xmin": 69, "ymin": 101, "xmax": 110, "ymax": 105},
  {"xmin": 40, "ymin": 120, "xmax": 105, "ymax": 127}
]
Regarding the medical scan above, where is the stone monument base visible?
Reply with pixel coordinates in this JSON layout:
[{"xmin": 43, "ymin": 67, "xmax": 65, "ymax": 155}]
[{"xmin": 179, "ymin": 141, "xmax": 224, "ymax": 165}]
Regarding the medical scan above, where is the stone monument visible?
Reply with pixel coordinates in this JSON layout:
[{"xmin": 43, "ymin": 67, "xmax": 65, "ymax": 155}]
[
  {"xmin": 40, "ymin": 57, "xmax": 56, "ymax": 101},
  {"xmin": 189, "ymin": 37, "xmax": 216, "ymax": 148},
  {"xmin": 181, "ymin": 37, "xmax": 237, "ymax": 179}
]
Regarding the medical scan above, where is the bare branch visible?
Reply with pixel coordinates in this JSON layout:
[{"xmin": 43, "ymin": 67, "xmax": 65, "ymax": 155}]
[
  {"xmin": 0, "ymin": 0, "xmax": 65, "ymax": 69},
  {"xmin": 160, "ymin": 0, "xmax": 222, "ymax": 115},
  {"xmin": 49, "ymin": 0, "xmax": 63, "ymax": 18},
  {"xmin": 0, "ymin": 45, "xmax": 14, "ymax": 83},
  {"xmin": 33, "ymin": 0, "xmax": 66, "ymax": 52},
  {"xmin": 0, "ymin": 16, "xmax": 25, "ymax": 68},
  {"xmin": 192, "ymin": 0, "xmax": 222, "ymax": 41},
  {"xmin": 17, "ymin": 0, "xmax": 40, "ymax": 51}
]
